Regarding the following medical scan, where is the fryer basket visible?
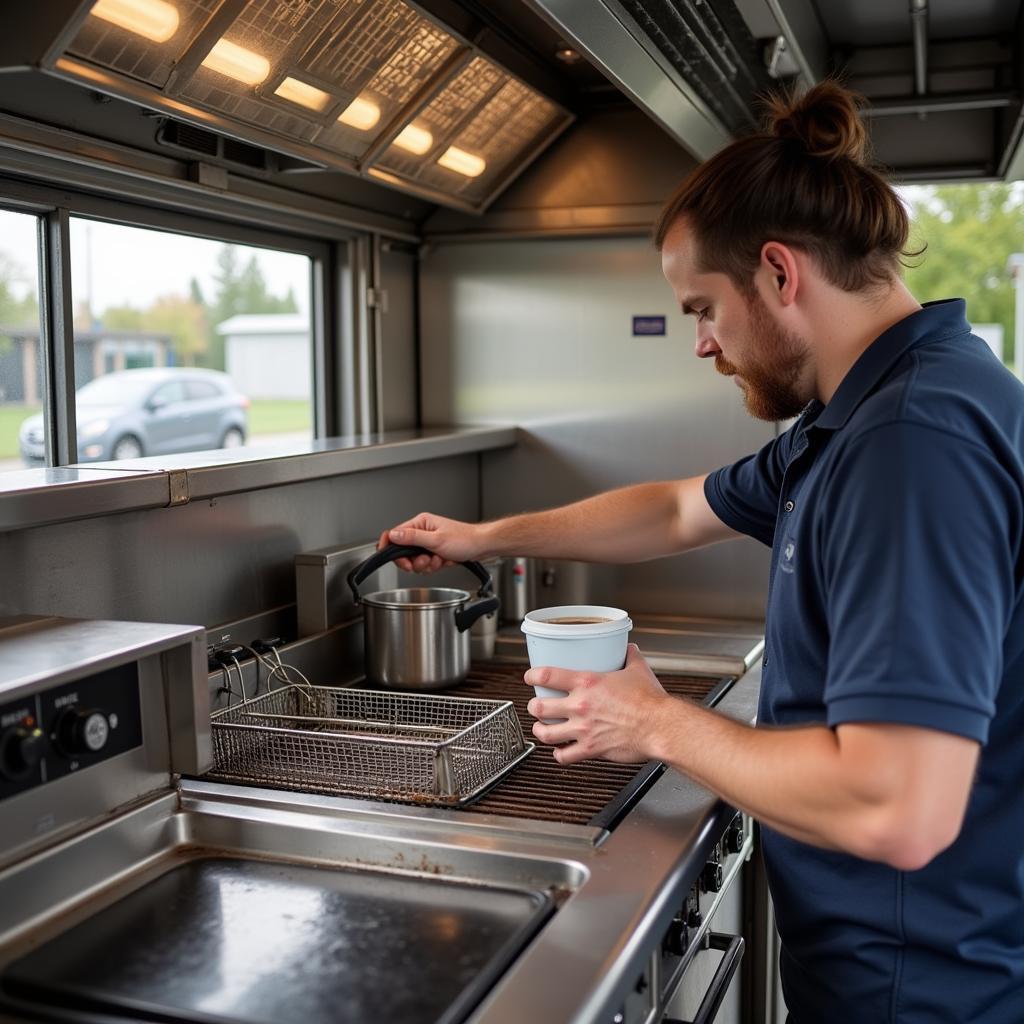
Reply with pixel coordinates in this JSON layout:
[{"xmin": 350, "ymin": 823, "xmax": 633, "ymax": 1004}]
[{"xmin": 207, "ymin": 685, "xmax": 533, "ymax": 805}]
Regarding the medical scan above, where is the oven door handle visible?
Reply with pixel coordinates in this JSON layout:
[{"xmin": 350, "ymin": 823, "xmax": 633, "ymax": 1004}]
[{"xmin": 664, "ymin": 931, "xmax": 745, "ymax": 1024}]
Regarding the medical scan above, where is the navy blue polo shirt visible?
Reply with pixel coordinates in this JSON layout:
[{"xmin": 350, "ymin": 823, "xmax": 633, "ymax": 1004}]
[{"xmin": 705, "ymin": 300, "xmax": 1024, "ymax": 1023}]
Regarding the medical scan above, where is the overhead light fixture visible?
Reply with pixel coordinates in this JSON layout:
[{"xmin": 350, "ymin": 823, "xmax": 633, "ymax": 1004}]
[
  {"xmin": 274, "ymin": 77, "xmax": 331, "ymax": 111},
  {"xmin": 338, "ymin": 95, "xmax": 381, "ymax": 131},
  {"xmin": 437, "ymin": 145, "xmax": 486, "ymax": 177},
  {"xmin": 90, "ymin": 0, "xmax": 179, "ymax": 43},
  {"xmin": 393, "ymin": 123, "xmax": 433, "ymax": 155},
  {"xmin": 201, "ymin": 38, "xmax": 270, "ymax": 86},
  {"xmin": 554, "ymin": 46, "xmax": 582, "ymax": 64}
]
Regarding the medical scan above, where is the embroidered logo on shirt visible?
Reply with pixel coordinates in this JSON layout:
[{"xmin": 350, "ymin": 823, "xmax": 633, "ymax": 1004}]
[{"xmin": 780, "ymin": 540, "xmax": 796, "ymax": 574}]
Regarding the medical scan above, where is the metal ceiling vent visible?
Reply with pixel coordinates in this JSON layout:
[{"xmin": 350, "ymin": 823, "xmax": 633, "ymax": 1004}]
[{"xmin": 45, "ymin": 0, "xmax": 573, "ymax": 211}]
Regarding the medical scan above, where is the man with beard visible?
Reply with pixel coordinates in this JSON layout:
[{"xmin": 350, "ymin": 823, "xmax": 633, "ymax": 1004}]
[{"xmin": 380, "ymin": 81, "xmax": 1024, "ymax": 1022}]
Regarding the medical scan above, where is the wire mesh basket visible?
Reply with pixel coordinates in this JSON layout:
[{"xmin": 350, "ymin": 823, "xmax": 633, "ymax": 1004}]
[{"xmin": 207, "ymin": 685, "xmax": 534, "ymax": 806}]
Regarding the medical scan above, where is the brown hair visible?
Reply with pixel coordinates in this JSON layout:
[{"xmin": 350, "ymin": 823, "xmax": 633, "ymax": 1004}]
[{"xmin": 654, "ymin": 80, "xmax": 912, "ymax": 293}]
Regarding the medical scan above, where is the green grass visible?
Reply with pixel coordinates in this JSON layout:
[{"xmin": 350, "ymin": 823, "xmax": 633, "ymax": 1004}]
[
  {"xmin": 0, "ymin": 404, "xmax": 38, "ymax": 459},
  {"xmin": 247, "ymin": 399, "xmax": 312, "ymax": 437}
]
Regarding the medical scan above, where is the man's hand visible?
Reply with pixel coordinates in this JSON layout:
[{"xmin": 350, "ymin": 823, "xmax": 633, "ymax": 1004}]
[
  {"xmin": 524, "ymin": 644, "xmax": 671, "ymax": 764},
  {"xmin": 378, "ymin": 513, "xmax": 487, "ymax": 573}
]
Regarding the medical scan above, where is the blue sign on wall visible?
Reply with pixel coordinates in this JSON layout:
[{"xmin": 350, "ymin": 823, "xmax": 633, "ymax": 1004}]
[{"xmin": 632, "ymin": 315, "xmax": 666, "ymax": 336}]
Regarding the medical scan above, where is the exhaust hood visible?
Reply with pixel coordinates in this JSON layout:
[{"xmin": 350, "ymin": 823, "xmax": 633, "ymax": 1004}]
[{"xmin": 39, "ymin": 0, "xmax": 573, "ymax": 212}]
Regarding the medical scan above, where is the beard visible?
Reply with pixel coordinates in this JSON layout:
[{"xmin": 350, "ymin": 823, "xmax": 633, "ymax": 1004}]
[{"xmin": 714, "ymin": 295, "xmax": 810, "ymax": 421}]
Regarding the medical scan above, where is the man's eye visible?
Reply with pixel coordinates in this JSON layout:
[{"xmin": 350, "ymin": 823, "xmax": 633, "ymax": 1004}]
[{"xmin": 696, "ymin": 308, "xmax": 709, "ymax": 322}]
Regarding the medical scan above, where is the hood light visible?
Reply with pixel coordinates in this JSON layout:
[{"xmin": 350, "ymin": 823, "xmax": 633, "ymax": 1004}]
[
  {"xmin": 201, "ymin": 39, "xmax": 270, "ymax": 86},
  {"xmin": 90, "ymin": 0, "xmax": 179, "ymax": 43},
  {"xmin": 393, "ymin": 123, "xmax": 433, "ymax": 155},
  {"xmin": 437, "ymin": 145, "xmax": 486, "ymax": 177},
  {"xmin": 338, "ymin": 96, "xmax": 381, "ymax": 130},
  {"xmin": 274, "ymin": 77, "xmax": 331, "ymax": 111}
]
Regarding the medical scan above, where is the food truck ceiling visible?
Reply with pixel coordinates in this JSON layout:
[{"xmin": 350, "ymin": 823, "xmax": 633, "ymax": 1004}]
[{"xmin": 0, "ymin": 0, "xmax": 1020, "ymax": 217}]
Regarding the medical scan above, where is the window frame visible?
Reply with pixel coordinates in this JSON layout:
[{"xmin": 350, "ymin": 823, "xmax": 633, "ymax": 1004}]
[{"xmin": 0, "ymin": 181, "xmax": 340, "ymax": 470}]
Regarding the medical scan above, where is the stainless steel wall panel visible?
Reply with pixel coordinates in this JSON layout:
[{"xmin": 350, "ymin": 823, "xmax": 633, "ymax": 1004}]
[
  {"xmin": 380, "ymin": 243, "xmax": 418, "ymax": 429},
  {"xmin": 0, "ymin": 456, "xmax": 479, "ymax": 627},
  {"xmin": 418, "ymin": 238, "xmax": 773, "ymax": 619}
]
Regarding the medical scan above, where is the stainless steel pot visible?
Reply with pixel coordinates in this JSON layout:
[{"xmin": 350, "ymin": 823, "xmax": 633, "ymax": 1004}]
[{"xmin": 346, "ymin": 544, "xmax": 499, "ymax": 689}]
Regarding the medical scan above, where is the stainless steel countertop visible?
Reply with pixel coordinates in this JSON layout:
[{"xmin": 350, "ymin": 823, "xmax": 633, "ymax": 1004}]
[
  {"xmin": 0, "ymin": 653, "xmax": 760, "ymax": 1024},
  {"xmin": 0, "ymin": 426, "xmax": 517, "ymax": 532}
]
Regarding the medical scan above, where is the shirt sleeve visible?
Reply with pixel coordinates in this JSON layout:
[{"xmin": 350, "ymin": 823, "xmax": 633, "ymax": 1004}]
[
  {"xmin": 820, "ymin": 421, "xmax": 1019, "ymax": 744},
  {"xmin": 704, "ymin": 425, "xmax": 798, "ymax": 547}
]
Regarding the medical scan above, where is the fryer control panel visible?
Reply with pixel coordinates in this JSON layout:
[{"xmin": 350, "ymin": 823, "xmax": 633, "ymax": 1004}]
[{"xmin": 0, "ymin": 662, "xmax": 143, "ymax": 802}]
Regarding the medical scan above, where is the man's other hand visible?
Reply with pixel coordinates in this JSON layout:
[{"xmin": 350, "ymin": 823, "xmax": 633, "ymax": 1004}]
[{"xmin": 524, "ymin": 644, "xmax": 670, "ymax": 764}]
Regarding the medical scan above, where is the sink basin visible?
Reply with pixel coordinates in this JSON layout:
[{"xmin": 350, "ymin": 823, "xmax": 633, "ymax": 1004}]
[
  {"xmin": 0, "ymin": 780, "xmax": 587, "ymax": 1024},
  {"xmin": 3, "ymin": 855, "xmax": 554, "ymax": 1024}
]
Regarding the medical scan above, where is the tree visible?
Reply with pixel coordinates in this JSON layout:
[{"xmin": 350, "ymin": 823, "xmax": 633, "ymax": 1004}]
[
  {"xmin": 98, "ymin": 296, "xmax": 208, "ymax": 366},
  {"xmin": 903, "ymin": 183, "xmax": 1024, "ymax": 364},
  {"xmin": 101, "ymin": 304, "xmax": 145, "ymax": 331},
  {"xmin": 0, "ymin": 253, "xmax": 39, "ymax": 327},
  {"xmin": 202, "ymin": 245, "xmax": 299, "ymax": 369},
  {"xmin": 146, "ymin": 295, "xmax": 209, "ymax": 366}
]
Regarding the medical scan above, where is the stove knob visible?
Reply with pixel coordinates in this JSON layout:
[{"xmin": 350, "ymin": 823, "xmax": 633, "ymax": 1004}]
[
  {"xmin": 687, "ymin": 905, "xmax": 702, "ymax": 929},
  {"xmin": 663, "ymin": 916, "xmax": 688, "ymax": 956},
  {"xmin": 725, "ymin": 816, "xmax": 745, "ymax": 854},
  {"xmin": 54, "ymin": 708, "xmax": 110, "ymax": 757},
  {"xmin": 702, "ymin": 860, "xmax": 723, "ymax": 893},
  {"xmin": 0, "ymin": 725, "xmax": 45, "ymax": 782}
]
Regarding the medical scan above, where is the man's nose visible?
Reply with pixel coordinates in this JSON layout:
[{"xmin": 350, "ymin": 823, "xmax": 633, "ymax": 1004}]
[{"xmin": 695, "ymin": 327, "xmax": 721, "ymax": 359}]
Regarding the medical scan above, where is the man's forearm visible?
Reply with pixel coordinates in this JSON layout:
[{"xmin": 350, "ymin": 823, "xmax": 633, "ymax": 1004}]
[
  {"xmin": 478, "ymin": 480, "xmax": 695, "ymax": 564},
  {"xmin": 647, "ymin": 697, "xmax": 963, "ymax": 869}
]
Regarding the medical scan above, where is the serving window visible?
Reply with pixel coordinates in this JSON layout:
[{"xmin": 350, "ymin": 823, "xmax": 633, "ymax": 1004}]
[
  {"xmin": 0, "ymin": 188, "xmax": 338, "ymax": 474},
  {"xmin": 0, "ymin": 209, "xmax": 44, "ymax": 475}
]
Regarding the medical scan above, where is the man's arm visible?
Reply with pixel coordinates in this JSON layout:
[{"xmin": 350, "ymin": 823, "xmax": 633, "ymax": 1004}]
[
  {"xmin": 526, "ymin": 647, "xmax": 979, "ymax": 871},
  {"xmin": 382, "ymin": 475, "xmax": 739, "ymax": 572}
]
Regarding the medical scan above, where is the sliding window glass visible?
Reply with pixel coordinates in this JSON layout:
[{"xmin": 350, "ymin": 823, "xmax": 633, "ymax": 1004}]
[
  {"xmin": 69, "ymin": 218, "xmax": 312, "ymax": 464},
  {"xmin": 0, "ymin": 211, "xmax": 43, "ymax": 473}
]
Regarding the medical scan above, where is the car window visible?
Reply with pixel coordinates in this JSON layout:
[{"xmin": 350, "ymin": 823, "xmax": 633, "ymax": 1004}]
[
  {"xmin": 150, "ymin": 381, "xmax": 187, "ymax": 406},
  {"xmin": 186, "ymin": 379, "xmax": 221, "ymax": 401},
  {"xmin": 78, "ymin": 374, "xmax": 156, "ymax": 405}
]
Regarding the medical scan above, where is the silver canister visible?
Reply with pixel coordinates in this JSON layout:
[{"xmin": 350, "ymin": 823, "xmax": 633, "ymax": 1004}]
[
  {"xmin": 470, "ymin": 558, "xmax": 503, "ymax": 661},
  {"xmin": 501, "ymin": 557, "xmax": 534, "ymax": 624}
]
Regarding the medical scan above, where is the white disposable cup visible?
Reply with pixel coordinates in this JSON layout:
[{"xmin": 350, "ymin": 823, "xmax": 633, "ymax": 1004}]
[{"xmin": 521, "ymin": 605, "xmax": 633, "ymax": 722}]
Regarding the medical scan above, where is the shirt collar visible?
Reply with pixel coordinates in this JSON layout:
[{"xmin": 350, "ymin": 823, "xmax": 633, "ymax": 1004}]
[{"xmin": 812, "ymin": 298, "xmax": 971, "ymax": 432}]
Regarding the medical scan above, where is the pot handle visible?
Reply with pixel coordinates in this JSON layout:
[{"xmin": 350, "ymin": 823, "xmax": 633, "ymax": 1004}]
[
  {"xmin": 454, "ymin": 594, "xmax": 500, "ymax": 633},
  {"xmin": 346, "ymin": 544, "xmax": 497, "ymax": 608}
]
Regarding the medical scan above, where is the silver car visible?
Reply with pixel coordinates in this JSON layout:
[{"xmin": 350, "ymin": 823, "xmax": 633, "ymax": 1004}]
[{"xmin": 19, "ymin": 368, "xmax": 249, "ymax": 465}]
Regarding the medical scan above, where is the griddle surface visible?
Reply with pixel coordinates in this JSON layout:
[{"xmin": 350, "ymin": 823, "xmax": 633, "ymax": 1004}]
[{"xmin": 2, "ymin": 857, "xmax": 551, "ymax": 1024}]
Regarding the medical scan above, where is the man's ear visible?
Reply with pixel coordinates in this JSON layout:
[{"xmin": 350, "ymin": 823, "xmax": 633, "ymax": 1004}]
[{"xmin": 760, "ymin": 242, "xmax": 800, "ymax": 308}]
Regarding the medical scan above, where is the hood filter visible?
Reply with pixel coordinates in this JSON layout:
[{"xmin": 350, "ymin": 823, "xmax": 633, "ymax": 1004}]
[{"xmin": 58, "ymin": 0, "xmax": 573, "ymax": 211}]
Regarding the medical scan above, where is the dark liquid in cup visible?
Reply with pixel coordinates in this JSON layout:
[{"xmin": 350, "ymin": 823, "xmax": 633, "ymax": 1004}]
[{"xmin": 542, "ymin": 616, "xmax": 614, "ymax": 624}]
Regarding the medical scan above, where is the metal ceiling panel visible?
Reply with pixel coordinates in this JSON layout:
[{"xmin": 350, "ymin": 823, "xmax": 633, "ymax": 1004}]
[
  {"xmin": 46, "ymin": 0, "xmax": 575, "ymax": 212},
  {"xmin": 522, "ymin": 0, "xmax": 732, "ymax": 160}
]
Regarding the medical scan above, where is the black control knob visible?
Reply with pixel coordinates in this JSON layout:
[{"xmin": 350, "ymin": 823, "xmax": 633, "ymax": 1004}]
[
  {"xmin": 725, "ymin": 816, "xmax": 745, "ymax": 854},
  {"xmin": 0, "ymin": 725, "xmax": 45, "ymax": 782},
  {"xmin": 54, "ymin": 707, "xmax": 110, "ymax": 757},
  {"xmin": 663, "ymin": 916, "xmax": 688, "ymax": 956},
  {"xmin": 686, "ymin": 905, "xmax": 702, "ymax": 929},
  {"xmin": 702, "ymin": 860, "xmax": 723, "ymax": 893}
]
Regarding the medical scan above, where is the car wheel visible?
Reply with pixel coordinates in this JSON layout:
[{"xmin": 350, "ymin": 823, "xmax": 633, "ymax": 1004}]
[
  {"xmin": 220, "ymin": 427, "xmax": 246, "ymax": 449},
  {"xmin": 111, "ymin": 434, "xmax": 144, "ymax": 461}
]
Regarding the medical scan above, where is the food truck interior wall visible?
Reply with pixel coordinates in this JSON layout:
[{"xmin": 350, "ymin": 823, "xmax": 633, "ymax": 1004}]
[{"xmin": 0, "ymin": 73, "xmax": 771, "ymax": 627}]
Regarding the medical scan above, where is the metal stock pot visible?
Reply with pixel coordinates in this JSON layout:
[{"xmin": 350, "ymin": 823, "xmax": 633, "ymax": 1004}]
[{"xmin": 346, "ymin": 544, "xmax": 499, "ymax": 689}]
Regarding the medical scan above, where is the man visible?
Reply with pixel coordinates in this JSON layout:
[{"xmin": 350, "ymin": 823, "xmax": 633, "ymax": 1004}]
[{"xmin": 381, "ymin": 82, "xmax": 1024, "ymax": 1022}]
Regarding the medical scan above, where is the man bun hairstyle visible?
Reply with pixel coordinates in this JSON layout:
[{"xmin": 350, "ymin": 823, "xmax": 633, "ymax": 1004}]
[{"xmin": 655, "ymin": 80, "xmax": 913, "ymax": 294}]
